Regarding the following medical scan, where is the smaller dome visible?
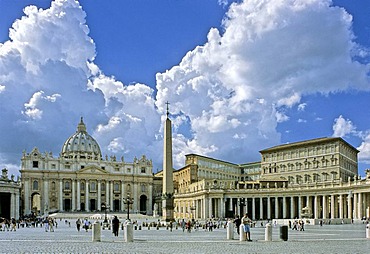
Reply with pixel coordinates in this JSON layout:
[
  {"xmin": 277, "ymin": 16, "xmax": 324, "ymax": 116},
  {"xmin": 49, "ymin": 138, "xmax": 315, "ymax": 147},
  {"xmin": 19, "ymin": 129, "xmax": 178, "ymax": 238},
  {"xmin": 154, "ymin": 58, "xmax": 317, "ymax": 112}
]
[{"xmin": 61, "ymin": 117, "xmax": 102, "ymax": 160}]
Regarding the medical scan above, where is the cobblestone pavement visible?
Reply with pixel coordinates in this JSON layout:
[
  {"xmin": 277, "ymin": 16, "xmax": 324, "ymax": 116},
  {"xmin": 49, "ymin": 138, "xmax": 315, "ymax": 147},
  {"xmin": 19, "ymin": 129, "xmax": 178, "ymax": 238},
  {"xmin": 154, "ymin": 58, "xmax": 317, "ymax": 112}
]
[{"xmin": 0, "ymin": 222, "xmax": 369, "ymax": 253}]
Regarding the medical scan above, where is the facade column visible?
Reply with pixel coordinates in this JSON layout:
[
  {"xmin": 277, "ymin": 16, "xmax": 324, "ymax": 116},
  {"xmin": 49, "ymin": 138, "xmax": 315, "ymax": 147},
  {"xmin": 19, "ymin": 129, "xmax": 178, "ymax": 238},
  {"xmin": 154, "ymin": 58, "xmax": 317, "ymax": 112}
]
[
  {"xmin": 85, "ymin": 181, "xmax": 89, "ymax": 212},
  {"xmin": 43, "ymin": 179, "xmax": 49, "ymax": 214},
  {"xmin": 148, "ymin": 184, "xmax": 153, "ymax": 215},
  {"xmin": 322, "ymin": 195, "xmax": 327, "ymax": 219},
  {"xmin": 260, "ymin": 197, "xmax": 263, "ymax": 219},
  {"xmin": 267, "ymin": 197, "xmax": 271, "ymax": 220},
  {"xmin": 339, "ymin": 194, "xmax": 343, "ymax": 219},
  {"xmin": 77, "ymin": 180, "xmax": 81, "ymax": 211},
  {"xmin": 110, "ymin": 181, "xmax": 114, "ymax": 212},
  {"xmin": 275, "ymin": 197, "xmax": 279, "ymax": 219},
  {"xmin": 353, "ymin": 193, "xmax": 358, "ymax": 219},
  {"xmin": 59, "ymin": 179, "xmax": 63, "ymax": 211},
  {"xmin": 330, "ymin": 195, "xmax": 335, "ymax": 219},
  {"xmin": 314, "ymin": 195, "xmax": 319, "ymax": 219},
  {"xmin": 298, "ymin": 196, "xmax": 302, "ymax": 218},
  {"xmin": 97, "ymin": 180, "xmax": 101, "ymax": 211},
  {"xmin": 121, "ymin": 181, "xmax": 125, "ymax": 212},
  {"xmin": 72, "ymin": 180, "xmax": 76, "ymax": 211},
  {"xmin": 24, "ymin": 179, "xmax": 30, "ymax": 214},
  {"xmin": 105, "ymin": 181, "xmax": 109, "ymax": 208},
  {"xmin": 252, "ymin": 197, "xmax": 256, "ymax": 220}
]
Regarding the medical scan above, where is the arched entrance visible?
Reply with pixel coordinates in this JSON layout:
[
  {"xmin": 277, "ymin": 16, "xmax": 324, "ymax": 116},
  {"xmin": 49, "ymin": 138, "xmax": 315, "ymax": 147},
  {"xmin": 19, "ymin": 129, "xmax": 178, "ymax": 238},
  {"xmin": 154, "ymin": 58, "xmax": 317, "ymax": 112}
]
[
  {"xmin": 140, "ymin": 195, "xmax": 147, "ymax": 215},
  {"xmin": 31, "ymin": 193, "xmax": 41, "ymax": 216}
]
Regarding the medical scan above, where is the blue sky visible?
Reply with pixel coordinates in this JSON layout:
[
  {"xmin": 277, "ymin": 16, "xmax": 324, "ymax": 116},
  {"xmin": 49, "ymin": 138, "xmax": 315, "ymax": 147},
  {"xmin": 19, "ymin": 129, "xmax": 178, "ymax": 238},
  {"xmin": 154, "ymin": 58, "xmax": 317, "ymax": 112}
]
[{"xmin": 0, "ymin": 0, "xmax": 369, "ymax": 177}]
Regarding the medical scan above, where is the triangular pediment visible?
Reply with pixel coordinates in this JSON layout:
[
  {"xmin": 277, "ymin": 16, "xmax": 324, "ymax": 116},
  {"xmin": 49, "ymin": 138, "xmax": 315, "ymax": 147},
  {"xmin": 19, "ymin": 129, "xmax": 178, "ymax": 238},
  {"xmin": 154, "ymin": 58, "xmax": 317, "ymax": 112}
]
[{"xmin": 77, "ymin": 165, "xmax": 108, "ymax": 174}]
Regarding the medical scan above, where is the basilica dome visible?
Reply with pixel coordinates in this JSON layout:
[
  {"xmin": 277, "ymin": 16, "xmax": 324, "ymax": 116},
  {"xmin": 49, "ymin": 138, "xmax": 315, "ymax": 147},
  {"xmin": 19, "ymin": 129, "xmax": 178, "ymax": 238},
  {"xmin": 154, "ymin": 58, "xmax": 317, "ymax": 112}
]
[{"xmin": 61, "ymin": 117, "xmax": 102, "ymax": 160}]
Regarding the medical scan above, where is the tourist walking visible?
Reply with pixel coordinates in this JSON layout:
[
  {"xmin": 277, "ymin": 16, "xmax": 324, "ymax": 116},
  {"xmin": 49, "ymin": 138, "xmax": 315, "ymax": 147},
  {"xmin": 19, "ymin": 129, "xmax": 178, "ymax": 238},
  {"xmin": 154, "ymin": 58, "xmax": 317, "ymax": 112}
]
[
  {"xmin": 233, "ymin": 215, "xmax": 241, "ymax": 234},
  {"xmin": 76, "ymin": 218, "xmax": 81, "ymax": 231},
  {"xmin": 241, "ymin": 213, "xmax": 252, "ymax": 241},
  {"xmin": 112, "ymin": 216, "xmax": 120, "ymax": 237}
]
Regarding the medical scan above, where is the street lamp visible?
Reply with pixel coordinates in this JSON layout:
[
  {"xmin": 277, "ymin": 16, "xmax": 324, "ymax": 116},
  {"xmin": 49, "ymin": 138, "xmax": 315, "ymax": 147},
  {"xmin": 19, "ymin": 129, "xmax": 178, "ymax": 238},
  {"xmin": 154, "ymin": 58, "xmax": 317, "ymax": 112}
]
[
  {"xmin": 101, "ymin": 203, "xmax": 110, "ymax": 224},
  {"xmin": 123, "ymin": 194, "xmax": 134, "ymax": 221},
  {"xmin": 239, "ymin": 198, "xmax": 246, "ymax": 216}
]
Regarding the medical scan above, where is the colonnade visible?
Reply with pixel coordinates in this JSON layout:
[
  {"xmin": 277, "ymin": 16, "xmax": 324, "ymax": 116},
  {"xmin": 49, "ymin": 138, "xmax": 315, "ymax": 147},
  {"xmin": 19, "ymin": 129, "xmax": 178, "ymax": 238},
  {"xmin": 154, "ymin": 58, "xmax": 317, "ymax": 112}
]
[{"xmin": 175, "ymin": 191, "xmax": 370, "ymax": 221}]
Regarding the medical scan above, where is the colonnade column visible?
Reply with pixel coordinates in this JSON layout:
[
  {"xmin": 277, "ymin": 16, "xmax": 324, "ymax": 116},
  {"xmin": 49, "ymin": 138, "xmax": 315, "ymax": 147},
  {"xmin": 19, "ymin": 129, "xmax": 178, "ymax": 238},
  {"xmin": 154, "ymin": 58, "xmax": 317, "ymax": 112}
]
[
  {"xmin": 290, "ymin": 197, "xmax": 294, "ymax": 219},
  {"xmin": 283, "ymin": 196, "xmax": 286, "ymax": 219},
  {"xmin": 348, "ymin": 193, "xmax": 352, "ymax": 219},
  {"xmin": 353, "ymin": 193, "xmax": 358, "ymax": 219},
  {"xmin": 252, "ymin": 197, "xmax": 256, "ymax": 220},
  {"xmin": 59, "ymin": 179, "xmax": 63, "ymax": 211},
  {"xmin": 208, "ymin": 198, "xmax": 213, "ymax": 218},
  {"xmin": 330, "ymin": 194, "xmax": 335, "ymax": 219},
  {"xmin": 298, "ymin": 196, "xmax": 302, "ymax": 218},
  {"xmin": 339, "ymin": 194, "xmax": 343, "ymax": 219},
  {"xmin": 314, "ymin": 195, "xmax": 318, "ymax": 219},
  {"xmin": 220, "ymin": 198, "xmax": 225, "ymax": 218},
  {"xmin": 275, "ymin": 197, "xmax": 279, "ymax": 219},
  {"xmin": 322, "ymin": 195, "xmax": 327, "ymax": 219},
  {"xmin": 77, "ymin": 181, "xmax": 81, "ymax": 211},
  {"xmin": 203, "ymin": 199, "xmax": 208, "ymax": 219},
  {"xmin": 259, "ymin": 197, "xmax": 263, "ymax": 219},
  {"xmin": 358, "ymin": 193, "xmax": 362, "ymax": 219},
  {"xmin": 228, "ymin": 198, "xmax": 233, "ymax": 213}
]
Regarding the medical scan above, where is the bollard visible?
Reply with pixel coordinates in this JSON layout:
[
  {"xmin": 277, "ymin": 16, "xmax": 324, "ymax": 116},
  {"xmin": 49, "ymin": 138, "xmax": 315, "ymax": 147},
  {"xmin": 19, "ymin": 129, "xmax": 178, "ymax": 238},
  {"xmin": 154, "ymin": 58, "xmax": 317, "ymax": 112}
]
[
  {"xmin": 280, "ymin": 225, "xmax": 288, "ymax": 241},
  {"xmin": 265, "ymin": 223, "xmax": 272, "ymax": 241},
  {"xmin": 124, "ymin": 220, "xmax": 134, "ymax": 242},
  {"xmin": 239, "ymin": 224, "xmax": 246, "ymax": 241},
  {"xmin": 366, "ymin": 224, "xmax": 370, "ymax": 239},
  {"xmin": 92, "ymin": 221, "xmax": 101, "ymax": 242},
  {"xmin": 227, "ymin": 220, "xmax": 234, "ymax": 240}
]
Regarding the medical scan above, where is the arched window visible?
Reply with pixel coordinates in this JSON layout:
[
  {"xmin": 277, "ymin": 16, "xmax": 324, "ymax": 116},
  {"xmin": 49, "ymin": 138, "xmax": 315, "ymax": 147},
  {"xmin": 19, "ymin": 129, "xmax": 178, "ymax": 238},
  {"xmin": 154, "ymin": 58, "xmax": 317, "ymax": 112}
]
[
  {"xmin": 101, "ymin": 183, "xmax": 106, "ymax": 192},
  {"xmin": 33, "ymin": 180, "xmax": 39, "ymax": 190},
  {"xmin": 64, "ymin": 181, "xmax": 70, "ymax": 190},
  {"xmin": 81, "ymin": 182, "xmax": 85, "ymax": 191},
  {"xmin": 114, "ymin": 182, "xmax": 120, "ymax": 192}
]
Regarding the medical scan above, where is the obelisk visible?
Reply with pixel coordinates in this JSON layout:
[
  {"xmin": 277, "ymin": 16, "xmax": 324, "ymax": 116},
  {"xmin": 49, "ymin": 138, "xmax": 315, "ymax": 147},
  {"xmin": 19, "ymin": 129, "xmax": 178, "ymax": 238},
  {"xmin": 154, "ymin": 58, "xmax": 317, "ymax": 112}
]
[{"xmin": 162, "ymin": 101, "xmax": 174, "ymax": 221}]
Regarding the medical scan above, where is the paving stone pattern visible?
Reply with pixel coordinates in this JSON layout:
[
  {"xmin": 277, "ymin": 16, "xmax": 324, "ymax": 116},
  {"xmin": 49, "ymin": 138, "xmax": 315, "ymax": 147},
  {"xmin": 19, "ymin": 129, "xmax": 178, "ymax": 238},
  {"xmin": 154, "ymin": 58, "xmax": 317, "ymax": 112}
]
[{"xmin": 0, "ymin": 222, "xmax": 369, "ymax": 253}]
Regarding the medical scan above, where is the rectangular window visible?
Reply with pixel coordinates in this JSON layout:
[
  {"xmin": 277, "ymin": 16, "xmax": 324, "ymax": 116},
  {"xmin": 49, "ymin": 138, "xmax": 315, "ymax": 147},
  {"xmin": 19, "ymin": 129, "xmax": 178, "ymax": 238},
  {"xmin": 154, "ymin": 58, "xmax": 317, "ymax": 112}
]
[
  {"xmin": 33, "ymin": 161, "xmax": 39, "ymax": 168},
  {"xmin": 141, "ymin": 167, "xmax": 146, "ymax": 173},
  {"xmin": 51, "ymin": 164, "xmax": 56, "ymax": 169}
]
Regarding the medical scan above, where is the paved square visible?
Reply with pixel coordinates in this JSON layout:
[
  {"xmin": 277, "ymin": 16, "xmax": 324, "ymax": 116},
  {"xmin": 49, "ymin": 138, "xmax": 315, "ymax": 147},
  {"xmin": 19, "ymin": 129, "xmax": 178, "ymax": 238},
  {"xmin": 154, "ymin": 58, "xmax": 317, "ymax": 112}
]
[{"xmin": 1, "ymin": 221, "xmax": 369, "ymax": 253}]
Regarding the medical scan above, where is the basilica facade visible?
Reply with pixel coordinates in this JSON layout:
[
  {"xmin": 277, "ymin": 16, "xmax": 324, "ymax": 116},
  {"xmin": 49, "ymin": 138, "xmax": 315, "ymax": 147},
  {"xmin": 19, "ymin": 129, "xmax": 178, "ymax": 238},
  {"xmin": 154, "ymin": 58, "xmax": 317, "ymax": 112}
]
[{"xmin": 20, "ymin": 118, "xmax": 154, "ymax": 217}]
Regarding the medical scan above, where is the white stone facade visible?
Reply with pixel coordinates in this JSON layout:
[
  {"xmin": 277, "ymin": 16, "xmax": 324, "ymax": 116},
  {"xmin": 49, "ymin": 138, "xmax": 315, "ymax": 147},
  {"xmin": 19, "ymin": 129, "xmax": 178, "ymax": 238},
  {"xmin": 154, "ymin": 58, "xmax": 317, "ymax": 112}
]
[{"xmin": 20, "ymin": 118, "xmax": 153, "ymax": 217}]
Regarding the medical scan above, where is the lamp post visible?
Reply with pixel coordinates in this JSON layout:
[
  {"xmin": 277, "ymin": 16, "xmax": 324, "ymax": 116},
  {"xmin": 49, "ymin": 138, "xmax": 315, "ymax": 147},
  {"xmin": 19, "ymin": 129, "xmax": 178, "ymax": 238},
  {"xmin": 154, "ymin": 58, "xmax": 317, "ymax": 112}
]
[
  {"xmin": 239, "ymin": 198, "xmax": 246, "ymax": 216},
  {"xmin": 123, "ymin": 194, "xmax": 134, "ymax": 221},
  {"xmin": 101, "ymin": 203, "xmax": 109, "ymax": 224}
]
